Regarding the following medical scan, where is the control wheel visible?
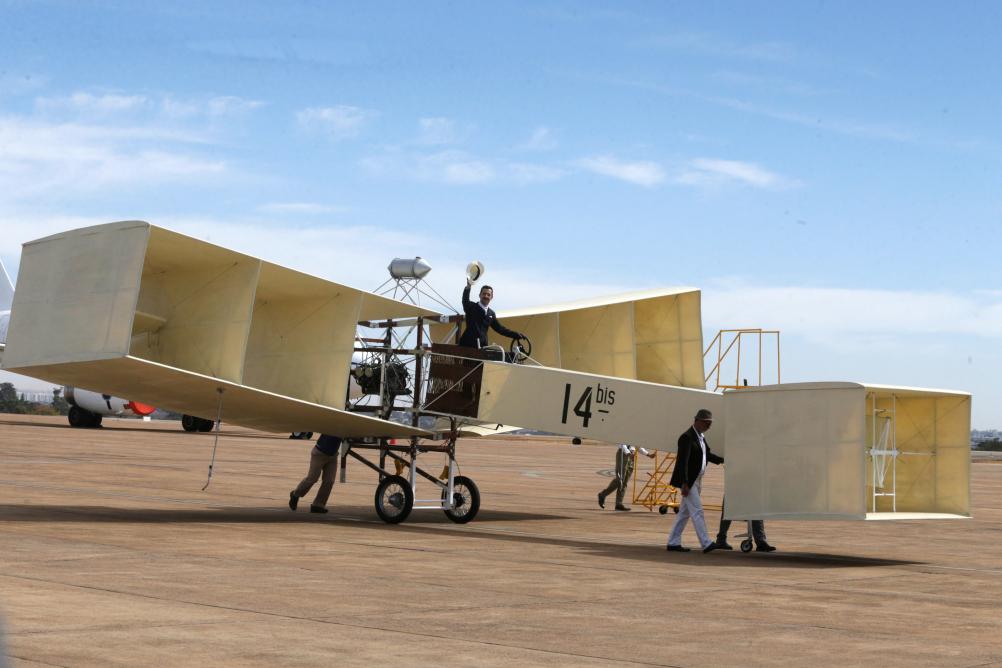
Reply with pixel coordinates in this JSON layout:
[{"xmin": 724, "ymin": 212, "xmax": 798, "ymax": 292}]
[
  {"xmin": 374, "ymin": 475, "xmax": 414, "ymax": 524},
  {"xmin": 442, "ymin": 475, "xmax": 481, "ymax": 524}
]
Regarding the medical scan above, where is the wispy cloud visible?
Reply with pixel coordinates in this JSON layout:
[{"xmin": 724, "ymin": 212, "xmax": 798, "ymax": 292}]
[
  {"xmin": 296, "ymin": 105, "xmax": 374, "ymax": 140},
  {"xmin": 703, "ymin": 282, "xmax": 1002, "ymax": 338},
  {"xmin": 36, "ymin": 92, "xmax": 150, "ymax": 114},
  {"xmin": 35, "ymin": 91, "xmax": 265, "ymax": 120},
  {"xmin": 516, "ymin": 126, "xmax": 558, "ymax": 151},
  {"xmin": 508, "ymin": 163, "xmax": 565, "ymax": 184},
  {"xmin": 258, "ymin": 202, "xmax": 350, "ymax": 215},
  {"xmin": 676, "ymin": 158, "xmax": 797, "ymax": 189},
  {"xmin": 415, "ymin": 117, "xmax": 468, "ymax": 145},
  {"xmin": 577, "ymin": 155, "xmax": 665, "ymax": 186},
  {"xmin": 0, "ymin": 117, "xmax": 226, "ymax": 200},
  {"xmin": 647, "ymin": 32, "xmax": 797, "ymax": 62}
]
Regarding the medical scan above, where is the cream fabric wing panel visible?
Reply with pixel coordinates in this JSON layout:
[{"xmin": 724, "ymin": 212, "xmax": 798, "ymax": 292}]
[
  {"xmin": 3, "ymin": 221, "xmax": 438, "ymax": 436},
  {"xmin": 4, "ymin": 222, "xmax": 150, "ymax": 368},
  {"xmin": 475, "ymin": 362, "xmax": 723, "ymax": 452},
  {"xmin": 724, "ymin": 382, "xmax": 971, "ymax": 521},
  {"xmin": 725, "ymin": 383, "xmax": 866, "ymax": 520},
  {"xmin": 634, "ymin": 292, "xmax": 705, "ymax": 388}
]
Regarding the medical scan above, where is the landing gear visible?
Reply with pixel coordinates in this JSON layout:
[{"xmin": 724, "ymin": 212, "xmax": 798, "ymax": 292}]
[
  {"xmin": 289, "ymin": 431, "xmax": 314, "ymax": 440},
  {"xmin": 68, "ymin": 406, "xmax": 102, "ymax": 428},
  {"xmin": 181, "ymin": 414, "xmax": 214, "ymax": 432},
  {"xmin": 374, "ymin": 475, "xmax": 414, "ymax": 524},
  {"xmin": 740, "ymin": 538, "xmax": 754, "ymax": 553},
  {"xmin": 442, "ymin": 475, "xmax": 480, "ymax": 524}
]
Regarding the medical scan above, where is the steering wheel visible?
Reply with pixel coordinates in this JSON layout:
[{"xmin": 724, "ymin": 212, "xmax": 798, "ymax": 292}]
[{"xmin": 509, "ymin": 334, "xmax": 532, "ymax": 363}]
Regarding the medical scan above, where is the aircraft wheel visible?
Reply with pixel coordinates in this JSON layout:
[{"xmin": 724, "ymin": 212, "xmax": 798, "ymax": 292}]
[
  {"xmin": 89, "ymin": 413, "xmax": 103, "ymax": 428},
  {"xmin": 740, "ymin": 539, "xmax": 753, "ymax": 553},
  {"xmin": 442, "ymin": 475, "xmax": 480, "ymax": 524},
  {"xmin": 181, "ymin": 414, "xmax": 200, "ymax": 432},
  {"xmin": 68, "ymin": 406, "xmax": 87, "ymax": 428},
  {"xmin": 198, "ymin": 418, "xmax": 215, "ymax": 432},
  {"xmin": 374, "ymin": 475, "xmax": 414, "ymax": 524},
  {"xmin": 289, "ymin": 431, "xmax": 313, "ymax": 440},
  {"xmin": 658, "ymin": 505, "xmax": 668, "ymax": 515}
]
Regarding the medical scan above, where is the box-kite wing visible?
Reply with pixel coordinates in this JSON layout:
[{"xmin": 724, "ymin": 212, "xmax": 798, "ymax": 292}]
[{"xmin": 1, "ymin": 221, "xmax": 437, "ymax": 438}]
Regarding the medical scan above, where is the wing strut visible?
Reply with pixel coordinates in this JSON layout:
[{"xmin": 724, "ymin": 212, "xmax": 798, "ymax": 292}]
[{"xmin": 201, "ymin": 387, "xmax": 226, "ymax": 491}]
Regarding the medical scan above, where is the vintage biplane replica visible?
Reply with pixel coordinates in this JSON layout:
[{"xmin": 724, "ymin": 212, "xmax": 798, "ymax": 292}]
[{"xmin": 1, "ymin": 221, "xmax": 971, "ymax": 526}]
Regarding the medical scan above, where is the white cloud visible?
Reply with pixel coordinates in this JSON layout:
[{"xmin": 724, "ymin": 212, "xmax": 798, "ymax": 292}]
[
  {"xmin": 296, "ymin": 105, "xmax": 374, "ymax": 140},
  {"xmin": 702, "ymin": 283, "xmax": 1002, "ymax": 338},
  {"xmin": 258, "ymin": 202, "xmax": 350, "ymax": 215},
  {"xmin": 577, "ymin": 156, "xmax": 665, "ymax": 186},
  {"xmin": 416, "ymin": 117, "xmax": 465, "ymax": 145},
  {"xmin": 361, "ymin": 149, "xmax": 496, "ymax": 185},
  {"xmin": 36, "ymin": 92, "xmax": 151, "ymax": 114},
  {"xmin": 517, "ymin": 126, "xmax": 557, "ymax": 151},
  {"xmin": 650, "ymin": 32, "xmax": 797, "ymax": 62},
  {"xmin": 0, "ymin": 117, "xmax": 226, "ymax": 201},
  {"xmin": 508, "ymin": 163, "xmax": 565, "ymax": 184},
  {"xmin": 676, "ymin": 157, "xmax": 796, "ymax": 189}
]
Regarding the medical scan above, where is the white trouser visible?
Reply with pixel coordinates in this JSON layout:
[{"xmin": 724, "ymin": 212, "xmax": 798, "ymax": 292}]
[{"xmin": 667, "ymin": 475, "xmax": 711, "ymax": 549}]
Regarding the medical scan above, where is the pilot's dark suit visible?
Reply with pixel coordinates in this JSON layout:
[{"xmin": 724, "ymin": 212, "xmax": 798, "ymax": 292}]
[{"xmin": 459, "ymin": 284, "xmax": 519, "ymax": 348}]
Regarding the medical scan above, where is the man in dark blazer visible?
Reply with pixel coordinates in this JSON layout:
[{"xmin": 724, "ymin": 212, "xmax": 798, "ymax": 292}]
[
  {"xmin": 666, "ymin": 409, "xmax": 724, "ymax": 553},
  {"xmin": 459, "ymin": 279, "xmax": 523, "ymax": 348}
]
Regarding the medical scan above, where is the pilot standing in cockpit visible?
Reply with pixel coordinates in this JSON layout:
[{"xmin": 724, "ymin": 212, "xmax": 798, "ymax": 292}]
[{"xmin": 459, "ymin": 278, "xmax": 523, "ymax": 349}]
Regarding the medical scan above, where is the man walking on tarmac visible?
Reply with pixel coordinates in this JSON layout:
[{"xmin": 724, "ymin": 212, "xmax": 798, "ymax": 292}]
[
  {"xmin": 598, "ymin": 443, "xmax": 655, "ymax": 511},
  {"xmin": 666, "ymin": 409, "xmax": 725, "ymax": 554}
]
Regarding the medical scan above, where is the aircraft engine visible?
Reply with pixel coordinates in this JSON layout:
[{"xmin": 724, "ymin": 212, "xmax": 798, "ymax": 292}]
[{"xmin": 64, "ymin": 386, "xmax": 156, "ymax": 428}]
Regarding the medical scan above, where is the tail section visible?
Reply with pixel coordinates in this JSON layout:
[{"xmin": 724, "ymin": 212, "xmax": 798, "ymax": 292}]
[{"xmin": 0, "ymin": 259, "xmax": 13, "ymax": 312}]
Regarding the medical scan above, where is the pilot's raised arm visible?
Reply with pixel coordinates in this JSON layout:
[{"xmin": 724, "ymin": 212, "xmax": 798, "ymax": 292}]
[{"xmin": 459, "ymin": 280, "xmax": 523, "ymax": 348}]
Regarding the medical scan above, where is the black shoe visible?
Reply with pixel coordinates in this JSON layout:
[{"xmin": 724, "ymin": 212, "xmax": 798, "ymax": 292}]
[
  {"xmin": 703, "ymin": 543, "xmax": 720, "ymax": 553},
  {"xmin": 597, "ymin": 493, "xmax": 606, "ymax": 509},
  {"xmin": 310, "ymin": 505, "xmax": 328, "ymax": 514},
  {"xmin": 614, "ymin": 505, "xmax": 631, "ymax": 511},
  {"xmin": 288, "ymin": 491, "xmax": 299, "ymax": 511},
  {"xmin": 666, "ymin": 544, "xmax": 690, "ymax": 552},
  {"xmin": 714, "ymin": 541, "xmax": 734, "ymax": 550},
  {"xmin": 756, "ymin": 542, "xmax": 777, "ymax": 552}
]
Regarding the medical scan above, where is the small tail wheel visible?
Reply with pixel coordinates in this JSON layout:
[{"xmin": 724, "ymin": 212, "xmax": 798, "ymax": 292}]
[
  {"xmin": 442, "ymin": 475, "xmax": 481, "ymax": 524},
  {"xmin": 375, "ymin": 475, "xmax": 414, "ymax": 524},
  {"xmin": 658, "ymin": 505, "xmax": 669, "ymax": 515},
  {"xmin": 740, "ymin": 538, "xmax": 753, "ymax": 553}
]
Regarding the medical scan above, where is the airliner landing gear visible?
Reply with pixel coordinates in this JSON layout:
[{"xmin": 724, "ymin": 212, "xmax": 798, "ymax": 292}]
[
  {"xmin": 68, "ymin": 406, "xmax": 102, "ymax": 428},
  {"xmin": 181, "ymin": 414, "xmax": 214, "ymax": 432}
]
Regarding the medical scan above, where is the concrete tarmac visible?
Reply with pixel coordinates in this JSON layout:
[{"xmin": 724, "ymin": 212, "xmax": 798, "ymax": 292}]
[{"xmin": 1, "ymin": 415, "xmax": 1000, "ymax": 667}]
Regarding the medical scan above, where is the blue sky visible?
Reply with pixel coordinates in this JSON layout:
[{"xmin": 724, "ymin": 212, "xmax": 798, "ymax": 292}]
[{"xmin": 0, "ymin": 1, "xmax": 999, "ymax": 427}]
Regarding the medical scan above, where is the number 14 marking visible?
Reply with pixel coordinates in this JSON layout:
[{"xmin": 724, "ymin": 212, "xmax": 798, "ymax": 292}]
[{"xmin": 561, "ymin": 384, "xmax": 593, "ymax": 428}]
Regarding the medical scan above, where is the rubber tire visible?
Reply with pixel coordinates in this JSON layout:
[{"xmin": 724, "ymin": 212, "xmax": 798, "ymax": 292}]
[
  {"xmin": 740, "ymin": 539, "xmax": 753, "ymax": 553},
  {"xmin": 181, "ymin": 414, "xmax": 200, "ymax": 432},
  {"xmin": 68, "ymin": 406, "xmax": 87, "ymax": 428},
  {"xmin": 198, "ymin": 418, "xmax": 215, "ymax": 432},
  {"xmin": 442, "ymin": 475, "xmax": 481, "ymax": 524},
  {"xmin": 89, "ymin": 413, "xmax": 103, "ymax": 428},
  {"xmin": 289, "ymin": 432, "xmax": 313, "ymax": 440},
  {"xmin": 374, "ymin": 475, "xmax": 414, "ymax": 524},
  {"xmin": 658, "ymin": 505, "xmax": 668, "ymax": 515},
  {"xmin": 571, "ymin": 437, "xmax": 582, "ymax": 445}
]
